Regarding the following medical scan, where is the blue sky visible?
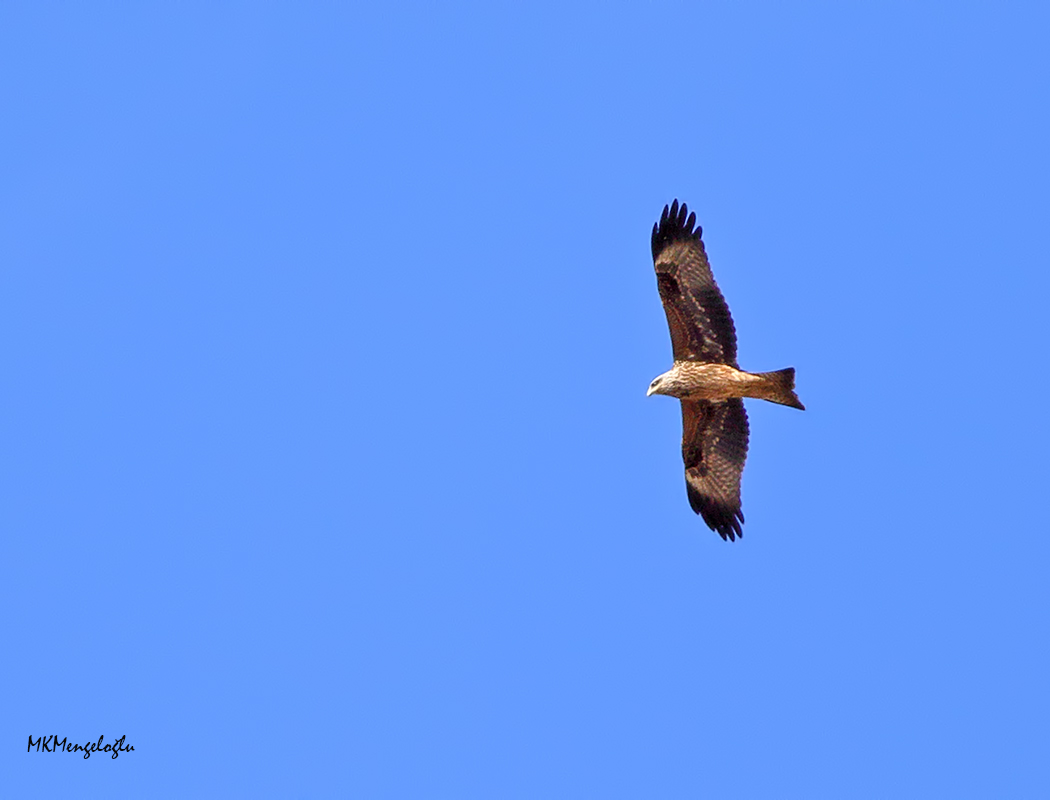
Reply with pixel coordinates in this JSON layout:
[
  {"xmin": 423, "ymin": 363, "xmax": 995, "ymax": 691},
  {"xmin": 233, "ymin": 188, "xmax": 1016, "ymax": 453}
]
[{"xmin": 3, "ymin": 2, "xmax": 1049, "ymax": 797}]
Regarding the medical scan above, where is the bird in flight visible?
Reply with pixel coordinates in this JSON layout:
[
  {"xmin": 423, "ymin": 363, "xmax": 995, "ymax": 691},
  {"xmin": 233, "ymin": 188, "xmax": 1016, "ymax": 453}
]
[{"xmin": 648, "ymin": 200, "xmax": 804, "ymax": 541}]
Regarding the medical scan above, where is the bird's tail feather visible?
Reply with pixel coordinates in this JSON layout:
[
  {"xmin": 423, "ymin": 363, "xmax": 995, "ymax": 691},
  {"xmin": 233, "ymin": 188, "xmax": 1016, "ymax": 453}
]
[{"xmin": 754, "ymin": 368, "xmax": 805, "ymax": 410}]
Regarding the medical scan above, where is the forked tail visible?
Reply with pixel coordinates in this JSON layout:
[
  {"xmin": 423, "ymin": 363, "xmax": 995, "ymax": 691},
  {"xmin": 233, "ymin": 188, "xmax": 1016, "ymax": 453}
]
[{"xmin": 754, "ymin": 367, "xmax": 805, "ymax": 410}]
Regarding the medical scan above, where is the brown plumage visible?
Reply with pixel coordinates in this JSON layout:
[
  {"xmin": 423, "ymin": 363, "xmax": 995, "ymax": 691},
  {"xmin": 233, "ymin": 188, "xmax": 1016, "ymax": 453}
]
[{"xmin": 647, "ymin": 200, "xmax": 804, "ymax": 541}]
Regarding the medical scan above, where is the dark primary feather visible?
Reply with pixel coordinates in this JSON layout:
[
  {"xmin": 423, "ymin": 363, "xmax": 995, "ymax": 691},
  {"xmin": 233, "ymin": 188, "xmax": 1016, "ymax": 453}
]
[
  {"xmin": 681, "ymin": 398, "xmax": 750, "ymax": 541},
  {"xmin": 651, "ymin": 200, "xmax": 738, "ymax": 366}
]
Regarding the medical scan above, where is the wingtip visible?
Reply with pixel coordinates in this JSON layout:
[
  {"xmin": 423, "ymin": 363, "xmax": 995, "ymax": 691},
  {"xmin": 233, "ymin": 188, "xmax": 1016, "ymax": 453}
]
[
  {"xmin": 688, "ymin": 484, "xmax": 745, "ymax": 541},
  {"xmin": 715, "ymin": 519, "xmax": 743, "ymax": 542},
  {"xmin": 651, "ymin": 199, "xmax": 703, "ymax": 261}
]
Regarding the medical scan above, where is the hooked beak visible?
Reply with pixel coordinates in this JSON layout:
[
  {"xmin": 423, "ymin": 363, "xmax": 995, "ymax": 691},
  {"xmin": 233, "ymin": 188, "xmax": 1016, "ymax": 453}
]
[{"xmin": 646, "ymin": 383, "xmax": 658, "ymax": 397}]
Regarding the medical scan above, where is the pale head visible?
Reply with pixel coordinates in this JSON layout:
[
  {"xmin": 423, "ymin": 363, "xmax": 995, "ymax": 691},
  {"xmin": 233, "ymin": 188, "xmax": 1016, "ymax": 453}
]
[{"xmin": 647, "ymin": 368, "xmax": 679, "ymax": 397}]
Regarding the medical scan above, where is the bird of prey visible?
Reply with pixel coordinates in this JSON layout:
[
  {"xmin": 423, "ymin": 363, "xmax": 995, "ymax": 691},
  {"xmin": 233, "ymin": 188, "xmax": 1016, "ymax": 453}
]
[{"xmin": 647, "ymin": 200, "xmax": 804, "ymax": 541}]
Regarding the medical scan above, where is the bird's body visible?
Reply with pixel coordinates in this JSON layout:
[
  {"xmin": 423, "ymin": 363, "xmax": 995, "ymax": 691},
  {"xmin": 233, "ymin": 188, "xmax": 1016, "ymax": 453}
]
[
  {"xmin": 647, "ymin": 361, "xmax": 804, "ymax": 407},
  {"xmin": 648, "ymin": 200, "xmax": 803, "ymax": 541}
]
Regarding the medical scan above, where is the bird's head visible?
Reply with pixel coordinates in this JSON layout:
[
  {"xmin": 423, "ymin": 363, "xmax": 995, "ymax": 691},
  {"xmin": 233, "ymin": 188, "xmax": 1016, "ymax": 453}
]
[{"xmin": 647, "ymin": 371, "xmax": 672, "ymax": 397}]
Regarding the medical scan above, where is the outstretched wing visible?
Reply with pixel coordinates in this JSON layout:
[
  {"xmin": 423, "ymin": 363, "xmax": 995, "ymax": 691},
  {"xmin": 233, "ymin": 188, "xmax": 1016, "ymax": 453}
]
[
  {"xmin": 681, "ymin": 398, "xmax": 749, "ymax": 541},
  {"xmin": 652, "ymin": 200, "xmax": 738, "ymax": 366}
]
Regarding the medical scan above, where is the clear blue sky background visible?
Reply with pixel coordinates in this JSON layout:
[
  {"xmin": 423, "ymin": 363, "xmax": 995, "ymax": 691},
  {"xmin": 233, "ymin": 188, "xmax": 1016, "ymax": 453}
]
[{"xmin": 3, "ymin": 2, "xmax": 1049, "ymax": 797}]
